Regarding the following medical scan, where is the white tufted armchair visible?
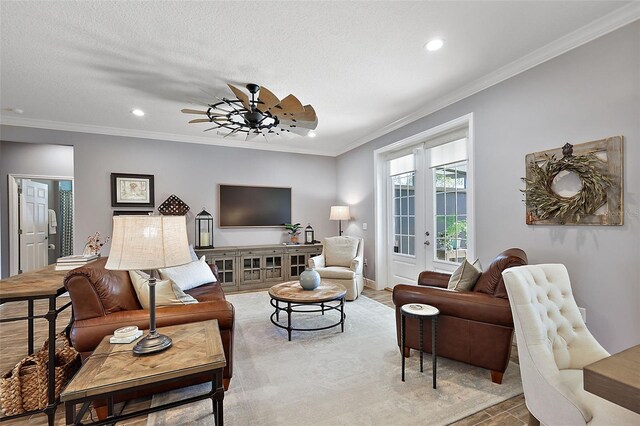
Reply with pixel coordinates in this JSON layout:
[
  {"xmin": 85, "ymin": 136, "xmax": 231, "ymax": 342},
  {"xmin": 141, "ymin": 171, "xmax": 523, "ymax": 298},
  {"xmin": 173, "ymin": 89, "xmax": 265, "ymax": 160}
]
[
  {"xmin": 309, "ymin": 236, "xmax": 364, "ymax": 301},
  {"xmin": 502, "ymin": 264, "xmax": 640, "ymax": 425}
]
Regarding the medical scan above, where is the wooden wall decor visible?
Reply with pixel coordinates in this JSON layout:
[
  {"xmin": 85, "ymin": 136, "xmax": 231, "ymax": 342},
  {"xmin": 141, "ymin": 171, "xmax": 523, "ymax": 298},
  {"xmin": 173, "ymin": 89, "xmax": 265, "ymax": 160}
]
[
  {"xmin": 523, "ymin": 136, "xmax": 623, "ymax": 225},
  {"xmin": 158, "ymin": 195, "xmax": 190, "ymax": 216}
]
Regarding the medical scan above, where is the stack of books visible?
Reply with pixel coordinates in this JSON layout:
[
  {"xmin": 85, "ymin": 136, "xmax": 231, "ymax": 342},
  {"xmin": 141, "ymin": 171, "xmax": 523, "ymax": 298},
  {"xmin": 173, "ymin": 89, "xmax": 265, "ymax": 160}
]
[{"xmin": 55, "ymin": 254, "xmax": 99, "ymax": 271}]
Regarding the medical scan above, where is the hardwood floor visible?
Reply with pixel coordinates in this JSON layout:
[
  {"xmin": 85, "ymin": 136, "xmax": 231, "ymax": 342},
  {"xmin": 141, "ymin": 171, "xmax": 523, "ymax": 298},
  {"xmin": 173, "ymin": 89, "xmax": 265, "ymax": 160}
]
[{"xmin": 0, "ymin": 288, "xmax": 527, "ymax": 425}]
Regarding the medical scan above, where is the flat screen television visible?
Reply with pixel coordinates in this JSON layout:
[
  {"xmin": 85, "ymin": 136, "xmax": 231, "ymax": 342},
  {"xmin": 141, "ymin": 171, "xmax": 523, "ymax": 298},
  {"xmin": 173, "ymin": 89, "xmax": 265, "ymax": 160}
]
[{"xmin": 219, "ymin": 185, "xmax": 291, "ymax": 227}]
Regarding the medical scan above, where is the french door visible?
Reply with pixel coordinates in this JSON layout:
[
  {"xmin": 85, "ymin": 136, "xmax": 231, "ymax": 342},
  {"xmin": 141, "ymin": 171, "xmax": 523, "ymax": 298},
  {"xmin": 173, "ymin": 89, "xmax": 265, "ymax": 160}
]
[{"xmin": 387, "ymin": 147, "xmax": 434, "ymax": 287}]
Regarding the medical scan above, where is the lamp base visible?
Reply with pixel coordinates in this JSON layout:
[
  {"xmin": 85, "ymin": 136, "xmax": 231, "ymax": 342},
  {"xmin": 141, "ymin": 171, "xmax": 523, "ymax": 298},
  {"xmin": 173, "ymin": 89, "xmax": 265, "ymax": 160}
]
[{"xmin": 132, "ymin": 332, "xmax": 172, "ymax": 355}]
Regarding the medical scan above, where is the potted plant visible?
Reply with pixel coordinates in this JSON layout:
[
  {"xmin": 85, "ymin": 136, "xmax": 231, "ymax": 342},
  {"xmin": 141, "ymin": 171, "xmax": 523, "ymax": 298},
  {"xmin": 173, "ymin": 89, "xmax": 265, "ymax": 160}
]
[{"xmin": 284, "ymin": 223, "xmax": 302, "ymax": 244}]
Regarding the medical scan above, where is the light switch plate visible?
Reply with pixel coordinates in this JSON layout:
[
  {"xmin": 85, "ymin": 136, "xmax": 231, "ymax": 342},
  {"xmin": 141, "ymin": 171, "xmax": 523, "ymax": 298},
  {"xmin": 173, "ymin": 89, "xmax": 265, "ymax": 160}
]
[{"xmin": 362, "ymin": 223, "xmax": 368, "ymax": 230}]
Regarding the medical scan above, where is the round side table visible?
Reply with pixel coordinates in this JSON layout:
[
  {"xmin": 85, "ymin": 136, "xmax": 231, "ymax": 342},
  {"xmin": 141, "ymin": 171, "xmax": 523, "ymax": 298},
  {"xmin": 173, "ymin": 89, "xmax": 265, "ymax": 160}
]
[{"xmin": 401, "ymin": 303, "xmax": 440, "ymax": 389}]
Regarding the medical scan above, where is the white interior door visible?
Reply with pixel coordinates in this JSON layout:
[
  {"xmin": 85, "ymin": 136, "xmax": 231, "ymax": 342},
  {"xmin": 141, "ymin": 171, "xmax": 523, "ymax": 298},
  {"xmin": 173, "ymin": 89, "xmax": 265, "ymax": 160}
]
[
  {"xmin": 20, "ymin": 179, "xmax": 48, "ymax": 273},
  {"xmin": 387, "ymin": 148, "xmax": 434, "ymax": 287}
]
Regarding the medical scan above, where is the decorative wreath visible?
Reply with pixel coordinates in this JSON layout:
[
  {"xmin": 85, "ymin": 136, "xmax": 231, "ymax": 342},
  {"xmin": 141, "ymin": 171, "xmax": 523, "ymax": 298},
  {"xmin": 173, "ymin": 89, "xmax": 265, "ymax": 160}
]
[{"xmin": 522, "ymin": 147, "xmax": 612, "ymax": 223}]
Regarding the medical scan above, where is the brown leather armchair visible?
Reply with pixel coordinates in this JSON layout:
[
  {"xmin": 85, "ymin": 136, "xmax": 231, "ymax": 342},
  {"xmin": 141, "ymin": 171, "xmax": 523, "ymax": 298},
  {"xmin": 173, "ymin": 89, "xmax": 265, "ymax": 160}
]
[
  {"xmin": 64, "ymin": 257, "xmax": 234, "ymax": 394},
  {"xmin": 392, "ymin": 248, "xmax": 527, "ymax": 384}
]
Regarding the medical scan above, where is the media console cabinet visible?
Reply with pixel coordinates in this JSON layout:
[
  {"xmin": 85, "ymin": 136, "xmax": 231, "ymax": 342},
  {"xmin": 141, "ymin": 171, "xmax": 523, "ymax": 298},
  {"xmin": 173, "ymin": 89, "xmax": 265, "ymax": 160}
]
[{"xmin": 196, "ymin": 243, "xmax": 323, "ymax": 292}]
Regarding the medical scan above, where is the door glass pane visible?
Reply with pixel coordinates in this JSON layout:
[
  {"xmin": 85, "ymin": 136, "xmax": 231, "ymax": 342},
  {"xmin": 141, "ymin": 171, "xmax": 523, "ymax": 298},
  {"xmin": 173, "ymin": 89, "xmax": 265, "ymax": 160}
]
[
  {"xmin": 390, "ymin": 170, "xmax": 416, "ymax": 256},
  {"xmin": 433, "ymin": 161, "xmax": 468, "ymax": 263}
]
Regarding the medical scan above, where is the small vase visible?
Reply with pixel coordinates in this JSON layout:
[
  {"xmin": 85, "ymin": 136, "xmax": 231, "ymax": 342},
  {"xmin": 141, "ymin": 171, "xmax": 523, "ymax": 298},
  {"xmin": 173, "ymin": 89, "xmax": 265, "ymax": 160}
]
[
  {"xmin": 290, "ymin": 234, "xmax": 299, "ymax": 244},
  {"xmin": 299, "ymin": 268, "xmax": 321, "ymax": 291}
]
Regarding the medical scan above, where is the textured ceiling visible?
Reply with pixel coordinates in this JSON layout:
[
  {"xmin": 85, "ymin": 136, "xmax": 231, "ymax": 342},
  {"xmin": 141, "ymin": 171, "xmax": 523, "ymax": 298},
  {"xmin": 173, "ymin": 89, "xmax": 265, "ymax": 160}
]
[{"xmin": 0, "ymin": 1, "xmax": 631, "ymax": 156}]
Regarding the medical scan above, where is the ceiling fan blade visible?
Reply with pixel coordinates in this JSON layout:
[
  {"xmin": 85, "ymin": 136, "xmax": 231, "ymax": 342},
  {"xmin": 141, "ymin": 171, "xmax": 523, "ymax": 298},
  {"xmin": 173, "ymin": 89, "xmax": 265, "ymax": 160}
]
[
  {"xmin": 272, "ymin": 94, "xmax": 304, "ymax": 116},
  {"xmin": 189, "ymin": 117, "xmax": 227, "ymax": 124},
  {"xmin": 257, "ymin": 86, "xmax": 280, "ymax": 112},
  {"xmin": 279, "ymin": 117, "xmax": 318, "ymax": 130},
  {"xmin": 181, "ymin": 108, "xmax": 209, "ymax": 115},
  {"xmin": 227, "ymin": 84, "xmax": 251, "ymax": 110}
]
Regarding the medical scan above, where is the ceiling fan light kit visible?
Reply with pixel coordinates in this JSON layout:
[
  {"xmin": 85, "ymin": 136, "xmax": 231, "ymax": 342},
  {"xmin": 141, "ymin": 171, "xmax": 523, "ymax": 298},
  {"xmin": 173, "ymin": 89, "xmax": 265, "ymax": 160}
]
[{"xmin": 182, "ymin": 83, "xmax": 318, "ymax": 141}]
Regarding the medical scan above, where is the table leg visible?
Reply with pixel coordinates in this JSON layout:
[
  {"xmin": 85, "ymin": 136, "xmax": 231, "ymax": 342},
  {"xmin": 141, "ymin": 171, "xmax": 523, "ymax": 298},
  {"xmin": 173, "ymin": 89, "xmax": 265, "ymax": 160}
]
[
  {"xmin": 46, "ymin": 296, "xmax": 57, "ymax": 425},
  {"xmin": 321, "ymin": 302, "xmax": 325, "ymax": 315},
  {"xmin": 432, "ymin": 316, "xmax": 438, "ymax": 389},
  {"xmin": 28, "ymin": 299, "xmax": 34, "ymax": 355},
  {"xmin": 419, "ymin": 318, "xmax": 424, "ymax": 373},
  {"xmin": 287, "ymin": 302, "xmax": 292, "ymax": 341},
  {"xmin": 340, "ymin": 298, "xmax": 344, "ymax": 332},
  {"xmin": 401, "ymin": 313, "xmax": 406, "ymax": 382},
  {"xmin": 65, "ymin": 401, "xmax": 75, "ymax": 425},
  {"xmin": 275, "ymin": 299, "xmax": 279, "ymax": 322},
  {"xmin": 217, "ymin": 390, "xmax": 224, "ymax": 426}
]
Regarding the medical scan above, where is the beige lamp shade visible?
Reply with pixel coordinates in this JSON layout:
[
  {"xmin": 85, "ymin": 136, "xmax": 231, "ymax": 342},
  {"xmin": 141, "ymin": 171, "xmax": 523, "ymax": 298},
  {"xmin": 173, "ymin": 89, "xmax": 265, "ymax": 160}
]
[
  {"xmin": 329, "ymin": 206, "xmax": 350, "ymax": 221},
  {"xmin": 105, "ymin": 215, "xmax": 192, "ymax": 271}
]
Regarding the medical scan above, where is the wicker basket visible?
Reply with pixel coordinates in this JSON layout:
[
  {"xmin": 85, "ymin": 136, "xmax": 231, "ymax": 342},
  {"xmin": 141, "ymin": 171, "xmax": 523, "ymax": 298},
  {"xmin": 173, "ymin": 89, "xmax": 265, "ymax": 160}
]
[{"xmin": 0, "ymin": 332, "xmax": 80, "ymax": 415}]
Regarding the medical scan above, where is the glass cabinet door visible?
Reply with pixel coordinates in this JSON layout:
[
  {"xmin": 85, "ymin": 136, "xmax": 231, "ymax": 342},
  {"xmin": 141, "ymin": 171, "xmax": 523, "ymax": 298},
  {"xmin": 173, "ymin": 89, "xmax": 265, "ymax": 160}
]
[
  {"xmin": 241, "ymin": 256, "xmax": 262, "ymax": 284},
  {"xmin": 263, "ymin": 255, "xmax": 284, "ymax": 282}
]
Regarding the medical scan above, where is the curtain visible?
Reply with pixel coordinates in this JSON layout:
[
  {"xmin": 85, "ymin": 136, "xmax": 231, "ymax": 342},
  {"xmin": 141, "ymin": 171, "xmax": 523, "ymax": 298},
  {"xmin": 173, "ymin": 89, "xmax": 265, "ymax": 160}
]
[{"xmin": 60, "ymin": 189, "xmax": 74, "ymax": 256}]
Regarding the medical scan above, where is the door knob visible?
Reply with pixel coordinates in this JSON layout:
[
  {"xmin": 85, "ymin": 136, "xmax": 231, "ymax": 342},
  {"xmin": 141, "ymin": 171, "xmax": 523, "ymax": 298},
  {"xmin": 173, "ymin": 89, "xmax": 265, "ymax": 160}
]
[
  {"xmin": 425, "ymin": 231, "xmax": 430, "ymax": 236},
  {"xmin": 424, "ymin": 240, "xmax": 430, "ymax": 246}
]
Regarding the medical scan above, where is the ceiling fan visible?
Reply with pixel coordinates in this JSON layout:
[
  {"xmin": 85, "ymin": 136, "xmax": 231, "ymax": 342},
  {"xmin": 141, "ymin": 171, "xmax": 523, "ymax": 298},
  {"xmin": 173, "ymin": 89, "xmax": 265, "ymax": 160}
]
[{"xmin": 182, "ymin": 83, "xmax": 318, "ymax": 141}]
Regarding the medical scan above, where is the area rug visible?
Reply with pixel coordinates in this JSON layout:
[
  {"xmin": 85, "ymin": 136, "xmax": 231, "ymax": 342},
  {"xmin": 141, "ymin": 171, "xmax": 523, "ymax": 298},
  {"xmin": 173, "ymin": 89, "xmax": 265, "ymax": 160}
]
[{"xmin": 147, "ymin": 291, "xmax": 522, "ymax": 425}]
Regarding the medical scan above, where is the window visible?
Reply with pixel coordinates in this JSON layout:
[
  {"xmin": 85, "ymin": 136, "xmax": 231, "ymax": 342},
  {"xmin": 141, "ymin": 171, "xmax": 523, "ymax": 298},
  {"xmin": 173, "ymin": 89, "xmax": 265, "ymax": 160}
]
[
  {"xmin": 390, "ymin": 154, "xmax": 415, "ymax": 256},
  {"xmin": 434, "ymin": 162, "xmax": 467, "ymax": 263}
]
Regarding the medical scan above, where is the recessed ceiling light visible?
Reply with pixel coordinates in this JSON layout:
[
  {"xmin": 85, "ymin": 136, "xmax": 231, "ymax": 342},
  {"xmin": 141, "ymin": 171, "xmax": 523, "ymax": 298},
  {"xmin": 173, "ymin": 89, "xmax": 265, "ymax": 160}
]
[
  {"xmin": 131, "ymin": 109, "xmax": 145, "ymax": 117},
  {"xmin": 425, "ymin": 39, "xmax": 444, "ymax": 52},
  {"xmin": 308, "ymin": 131, "xmax": 317, "ymax": 138}
]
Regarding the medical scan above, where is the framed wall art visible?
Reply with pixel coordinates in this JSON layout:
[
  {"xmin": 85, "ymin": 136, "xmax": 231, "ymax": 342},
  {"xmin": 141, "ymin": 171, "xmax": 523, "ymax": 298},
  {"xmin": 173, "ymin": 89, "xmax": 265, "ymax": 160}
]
[
  {"xmin": 111, "ymin": 173, "xmax": 155, "ymax": 207},
  {"xmin": 522, "ymin": 136, "xmax": 623, "ymax": 225}
]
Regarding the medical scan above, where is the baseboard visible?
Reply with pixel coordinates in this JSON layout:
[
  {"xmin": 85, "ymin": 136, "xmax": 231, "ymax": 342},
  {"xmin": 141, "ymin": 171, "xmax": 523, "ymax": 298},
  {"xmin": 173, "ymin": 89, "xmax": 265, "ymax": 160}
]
[{"xmin": 364, "ymin": 277, "xmax": 378, "ymax": 289}]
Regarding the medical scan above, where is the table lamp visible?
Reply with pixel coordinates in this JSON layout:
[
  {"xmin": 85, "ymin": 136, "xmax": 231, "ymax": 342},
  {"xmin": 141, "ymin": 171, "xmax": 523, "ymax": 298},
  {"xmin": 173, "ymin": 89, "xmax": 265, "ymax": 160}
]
[
  {"xmin": 105, "ymin": 215, "xmax": 192, "ymax": 355},
  {"xmin": 329, "ymin": 206, "xmax": 350, "ymax": 236}
]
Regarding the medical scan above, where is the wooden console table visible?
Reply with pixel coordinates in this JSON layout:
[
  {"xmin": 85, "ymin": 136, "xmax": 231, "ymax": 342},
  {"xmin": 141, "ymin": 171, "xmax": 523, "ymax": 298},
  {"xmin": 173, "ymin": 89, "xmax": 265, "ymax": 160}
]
[
  {"xmin": 196, "ymin": 243, "xmax": 323, "ymax": 292},
  {"xmin": 0, "ymin": 265, "xmax": 74, "ymax": 425},
  {"xmin": 584, "ymin": 344, "xmax": 640, "ymax": 414}
]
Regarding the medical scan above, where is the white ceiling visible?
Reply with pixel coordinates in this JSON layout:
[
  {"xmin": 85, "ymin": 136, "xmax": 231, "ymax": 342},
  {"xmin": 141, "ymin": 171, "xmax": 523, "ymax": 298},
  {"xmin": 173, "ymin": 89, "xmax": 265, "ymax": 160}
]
[{"xmin": 0, "ymin": 1, "xmax": 635, "ymax": 156}]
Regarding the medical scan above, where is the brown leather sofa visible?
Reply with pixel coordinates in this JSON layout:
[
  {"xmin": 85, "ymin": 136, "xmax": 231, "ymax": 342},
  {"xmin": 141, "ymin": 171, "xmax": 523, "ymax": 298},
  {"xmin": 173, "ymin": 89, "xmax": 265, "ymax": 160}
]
[
  {"xmin": 64, "ymin": 257, "xmax": 234, "ymax": 393},
  {"xmin": 392, "ymin": 248, "xmax": 527, "ymax": 384}
]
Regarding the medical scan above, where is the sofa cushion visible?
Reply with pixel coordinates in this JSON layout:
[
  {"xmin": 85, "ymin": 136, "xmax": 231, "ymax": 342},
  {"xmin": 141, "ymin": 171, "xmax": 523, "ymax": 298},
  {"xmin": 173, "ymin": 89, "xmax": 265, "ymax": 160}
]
[
  {"xmin": 447, "ymin": 259, "xmax": 482, "ymax": 291},
  {"xmin": 186, "ymin": 283, "xmax": 226, "ymax": 303},
  {"xmin": 129, "ymin": 270, "xmax": 198, "ymax": 309},
  {"xmin": 67, "ymin": 257, "xmax": 141, "ymax": 314},
  {"xmin": 159, "ymin": 256, "xmax": 217, "ymax": 291},
  {"xmin": 474, "ymin": 248, "xmax": 528, "ymax": 297},
  {"xmin": 315, "ymin": 266, "xmax": 356, "ymax": 280},
  {"xmin": 324, "ymin": 236, "xmax": 359, "ymax": 267}
]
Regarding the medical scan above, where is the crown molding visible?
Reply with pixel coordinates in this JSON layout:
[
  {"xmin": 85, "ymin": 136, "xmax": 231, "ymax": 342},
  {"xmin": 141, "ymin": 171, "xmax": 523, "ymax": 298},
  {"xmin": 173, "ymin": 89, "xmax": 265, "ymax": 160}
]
[
  {"xmin": 0, "ymin": 116, "xmax": 334, "ymax": 157},
  {"xmin": 336, "ymin": 3, "xmax": 640, "ymax": 156}
]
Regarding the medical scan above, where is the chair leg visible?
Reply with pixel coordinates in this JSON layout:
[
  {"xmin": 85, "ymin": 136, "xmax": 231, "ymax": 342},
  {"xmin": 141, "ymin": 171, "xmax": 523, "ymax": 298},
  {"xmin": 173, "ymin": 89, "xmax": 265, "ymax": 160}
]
[
  {"xmin": 223, "ymin": 378, "xmax": 230, "ymax": 391},
  {"xmin": 402, "ymin": 346, "xmax": 410, "ymax": 357},
  {"xmin": 490, "ymin": 370, "xmax": 504, "ymax": 384}
]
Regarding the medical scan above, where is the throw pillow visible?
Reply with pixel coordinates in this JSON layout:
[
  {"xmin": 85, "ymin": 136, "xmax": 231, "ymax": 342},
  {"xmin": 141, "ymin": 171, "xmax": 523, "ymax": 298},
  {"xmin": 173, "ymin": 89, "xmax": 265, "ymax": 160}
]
[
  {"xmin": 447, "ymin": 259, "xmax": 482, "ymax": 291},
  {"xmin": 129, "ymin": 270, "xmax": 198, "ymax": 309},
  {"xmin": 158, "ymin": 256, "xmax": 216, "ymax": 291}
]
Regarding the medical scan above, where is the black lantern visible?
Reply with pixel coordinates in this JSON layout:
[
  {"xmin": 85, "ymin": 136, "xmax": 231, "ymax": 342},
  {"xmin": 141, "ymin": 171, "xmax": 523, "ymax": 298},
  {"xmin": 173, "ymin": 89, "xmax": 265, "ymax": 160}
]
[
  {"xmin": 195, "ymin": 208, "xmax": 214, "ymax": 249},
  {"xmin": 304, "ymin": 224, "xmax": 314, "ymax": 244}
]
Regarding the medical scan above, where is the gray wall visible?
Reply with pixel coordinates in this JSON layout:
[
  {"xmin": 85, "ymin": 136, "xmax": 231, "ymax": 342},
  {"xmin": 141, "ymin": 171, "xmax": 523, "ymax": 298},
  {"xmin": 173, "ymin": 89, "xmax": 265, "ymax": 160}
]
[
  {"xmin": 336, "ymin": 22, "xmax": 640, "ymax": 353},
  {"xmin": 0, "ymin": 132, "xmax": 337, "ymax": 279},
  {"xmin": 0, "ymin": 141, "xmax": 74, "ymax": 276}
]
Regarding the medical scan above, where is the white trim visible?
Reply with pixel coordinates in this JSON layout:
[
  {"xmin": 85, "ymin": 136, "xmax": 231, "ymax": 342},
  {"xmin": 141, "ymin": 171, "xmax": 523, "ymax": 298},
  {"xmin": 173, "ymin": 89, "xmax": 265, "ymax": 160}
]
[
  {"xmin": 337, "ymin": 3, "xmax": 640, "ymax": 156},
  {"xmin": 375, "ymin": 114, "xmax": 474, "ymax": 288},
  {"xmin": 8, "ymin": 174, "xmax": 75, "ymax": 276},
  {"xmin": 0, "ymin": 117, "xmax": 335, "ymax": 157}
]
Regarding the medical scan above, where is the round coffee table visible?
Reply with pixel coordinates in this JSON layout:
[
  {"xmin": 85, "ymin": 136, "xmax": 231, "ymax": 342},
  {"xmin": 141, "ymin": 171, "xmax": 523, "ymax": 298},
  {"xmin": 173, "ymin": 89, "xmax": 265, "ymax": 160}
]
[{"xmin": 268, "ymin": 281, "xmax": 347, "ymax": 341}]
